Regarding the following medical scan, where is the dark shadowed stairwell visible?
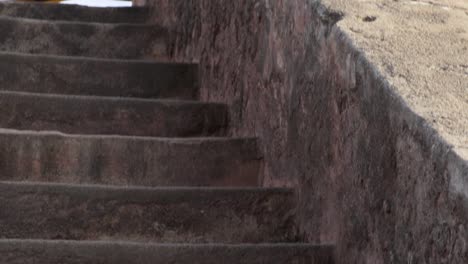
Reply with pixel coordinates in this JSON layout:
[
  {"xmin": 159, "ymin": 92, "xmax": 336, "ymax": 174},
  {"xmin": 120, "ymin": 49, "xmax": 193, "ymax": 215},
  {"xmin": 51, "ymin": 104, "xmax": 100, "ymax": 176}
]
[{"xmin": 0, "ymin": 1, "xmax": 335, "ymax": 263}]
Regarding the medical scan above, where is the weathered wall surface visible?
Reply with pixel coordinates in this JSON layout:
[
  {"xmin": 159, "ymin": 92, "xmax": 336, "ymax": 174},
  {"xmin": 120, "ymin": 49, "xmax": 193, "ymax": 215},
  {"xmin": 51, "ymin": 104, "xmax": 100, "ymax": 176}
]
[{"xmin": 135, "ymin": 0, "xmax": 468, "ymax": 263}]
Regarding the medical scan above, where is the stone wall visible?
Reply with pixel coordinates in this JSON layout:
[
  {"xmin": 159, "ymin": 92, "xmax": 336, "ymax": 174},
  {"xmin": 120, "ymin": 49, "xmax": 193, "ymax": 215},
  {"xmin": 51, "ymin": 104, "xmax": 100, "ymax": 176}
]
[{"xmin": 135, "ymin": 0, "xmax": 468, "ymax": 263}]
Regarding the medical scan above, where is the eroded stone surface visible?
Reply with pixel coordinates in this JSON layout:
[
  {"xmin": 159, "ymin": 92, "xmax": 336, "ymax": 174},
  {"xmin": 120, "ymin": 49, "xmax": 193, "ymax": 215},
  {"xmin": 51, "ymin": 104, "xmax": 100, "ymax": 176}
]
[
  {"xmin": 0, "ymin": 2, "xmax": 314, "ymax": 263},
  {"xmin": 0, "ymin": 182, "xmax": 296, "ymax": 243},
  {"xmin": 0, "ymin": 52, "xmax": 199, "ymax": 99},
  {"xmin": 0, "ymin": 132, "xmax": 261, "ymax": 187},
  {"xmin": 0, "ymin": 91, "xmax": 228, "ymax": 137},
  {"xmin": 0, "ymin": 2, "xmax": 148, "ymax": 23},
  {"xmin": 0, "ymin": 241, "xmax": 334, "ymax": 264},
  {"xmin": 139, "ymin": 0, "xmax": 468, "ymax": 263},
  {"xmin": 0, "ymin": 16, "xmax": 169, "ymax": 59}
]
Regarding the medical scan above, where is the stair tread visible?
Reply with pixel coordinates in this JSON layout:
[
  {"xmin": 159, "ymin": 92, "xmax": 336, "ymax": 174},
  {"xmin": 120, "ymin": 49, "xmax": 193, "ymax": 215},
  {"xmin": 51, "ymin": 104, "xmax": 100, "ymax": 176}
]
[
  {"xmin": 0, "ymin": 50, "xmax": 182, "ymax": 63},
  {"xmin": 0, "ymin": 3, "xmax": 335, "ymax": 263},
  {"xmin": 0, "ymin": 128, "xmax": 251, "ymax": 141},
  {"xmin": 0, "ymin": 14, "xmax": 150, "ymax": 26},
  {"xmin": 0, "ymin": 180, "xmax": 291, "ymax": 193},
  {"xmin": 0, "ymin": 51, "xmax": 198, "ymax": 99},
  {"xmin": 0, "ymin": 15, "xmax": 169, "ymax": 59},
  {"xmin": 0, "ymin": 90, "xmax": 203, "ymax": 103},
  {"xmin": 0, "ymin": 130, "xmax": 261, "ymax": 187},
  {"xmin": 0, "ymin": 91, "xmax": 228, "ymax": 137},
  {"xmin": 0, "ymin": 181, "xmax": 296, "ymax": 243},
  {"xmin": 0, "ymin": 2, "xmax": 149, "ymax": 23},
  {"xmin": 0, "ymin": 238, "xmax": 330, "ymax": 247},
  {"xmin": 0, "ymin": 239, "xmax": 335, "ymax": 264}
]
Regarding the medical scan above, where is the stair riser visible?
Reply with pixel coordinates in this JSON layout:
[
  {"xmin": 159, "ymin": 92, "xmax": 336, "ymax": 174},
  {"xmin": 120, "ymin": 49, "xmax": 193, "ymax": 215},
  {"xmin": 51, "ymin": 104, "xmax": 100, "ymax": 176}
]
[
  {"xmin": 0, "ymin": 93, "xmax": 228, "ymax": 137},
  {"xmin": 0, "ymin": 17, "xmax": 168, "ymax": 59},
  {"xmin": 0, "ymin": 3, "xmax": 149, "ymax": 23},
  {"xmin": 0, "ymin": 241, "xmax": 335, "ymax": 264},
  {"xmin": 0, "ymin": 53, "xmax": 198, "ymax": 99},
  {"xmin": 0, "ymin": 184, "xmax": 296, "ymax": 243},
  {"xmin": 0, "ymin": 133, "xmax": 261, "ymax": 187}
]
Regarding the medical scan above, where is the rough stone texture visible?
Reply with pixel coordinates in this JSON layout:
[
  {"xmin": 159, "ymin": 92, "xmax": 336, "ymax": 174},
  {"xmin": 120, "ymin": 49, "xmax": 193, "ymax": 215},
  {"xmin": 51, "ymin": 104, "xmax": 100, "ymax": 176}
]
[
  {"xmin": 0, "ymin": 16, "xmax": 169, "ymax": 59},
  {"xmin": 0, "ymin": 2, "xmax": 149, "ymax": 23},
  {"xmin": 0, "ymin": 91, "xmax": 228, "ymax": 137},
  {"xmin": 0, "ymin": 182, "xmax": 297, "ymax": 243},
  {"xmin": 0, "ymin": 240, "xmax": 335, "ymax": 264},
  {"xmin": 139, "ymin": 0, "xmax": 468, "ymax": 263},
  {"xmin": 0, "ymin": 52, "xmax": 199, "ymax": 99},
  {"xmin": 0, "ymin": 131, "xmax": 261, "ymax": 187},
  {"xmin": 0, "ymin": 2, "xmax": 328, "ymax": 263}
]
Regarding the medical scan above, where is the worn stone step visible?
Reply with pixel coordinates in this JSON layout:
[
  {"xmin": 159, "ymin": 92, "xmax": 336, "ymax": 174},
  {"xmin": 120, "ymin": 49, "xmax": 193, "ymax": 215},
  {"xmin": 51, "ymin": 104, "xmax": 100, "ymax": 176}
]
[
  {"xmin": 0, "ymin": 91, "xmax": 228, "ymax": 137},
  {"xmin": 0, "ymin": 52, "xmax": 198, "ymax": 99},
  {"xmin": 0, "ymin": 240, "xmax": 335, "ymax": 264},
  {"xmin": 0, "ymin": 2, "xmax": 149, "ymax": 23},
  {"xmin": 0, "ymin": 182, "xmax": 296, "ymax": 243},
  {"xmin": 0, "ymin": 131, "xmax": 260, "ymax": 187},
  {"xmin": 0, "ymin": 16, "xmax": 168, "ymax": 59}
]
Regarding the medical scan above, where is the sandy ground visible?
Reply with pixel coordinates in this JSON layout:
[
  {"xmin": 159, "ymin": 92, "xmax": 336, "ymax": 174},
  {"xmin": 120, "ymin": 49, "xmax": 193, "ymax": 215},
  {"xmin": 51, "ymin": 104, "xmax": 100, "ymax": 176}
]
[{"xmin": 325, "ymin": 0, "xmax": 468, "ymax": 160}]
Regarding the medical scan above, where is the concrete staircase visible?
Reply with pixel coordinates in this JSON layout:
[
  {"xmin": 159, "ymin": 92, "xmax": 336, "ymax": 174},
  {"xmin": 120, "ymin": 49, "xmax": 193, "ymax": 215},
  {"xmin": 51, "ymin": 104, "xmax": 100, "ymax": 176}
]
[{"xmin": 0, "ymin": 2, "xmax": 335, "ymax": 263}]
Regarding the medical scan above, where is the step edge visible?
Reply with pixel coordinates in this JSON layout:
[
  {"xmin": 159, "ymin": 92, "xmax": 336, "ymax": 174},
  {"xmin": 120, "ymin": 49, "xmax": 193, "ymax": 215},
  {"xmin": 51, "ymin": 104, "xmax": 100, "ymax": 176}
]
[
  {"xmin": 0, "ymin": 180, "xmax": 291, "ymax": 194},
  {"xmin": 0, "ymin": 128, "xmax": 256, "ymax": 142},
  {"xmin": 0, "ymin": 50, "xmax": 191, "ymax": 65},
  {"xmin": 0, "ymin": 90, "xmax": 224, "ymax": 106},
  {"xmin": 0, "ymin": 239, "xmax": 333, "ymax": 248},
  {"xmin": 0, "ymin": 13, "xmax": 157, "ymax": 27},
  {"xmin": 0, "ymin": 2, "xmax": 149, "ymax": 12}
]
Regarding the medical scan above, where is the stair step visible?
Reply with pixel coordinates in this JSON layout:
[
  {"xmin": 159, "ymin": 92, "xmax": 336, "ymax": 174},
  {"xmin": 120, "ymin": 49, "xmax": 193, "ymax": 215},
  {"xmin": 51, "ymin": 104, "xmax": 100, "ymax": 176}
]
[
  {"xmin": 0, "ymin": 240, "xmax": 335, "ymax": 264},
  {"xmin": 0, "ymin": 3, "xmax": 336, "ymax": 263},
  {"xmin": 0, "ymin": 52, "xmax": 198, "ymax": 99},
  {"xmin": 0, "ymin": 16, "xmax": 168, "ymax": 59},
  {"xmin": 0, "ymin": 182, "xmax": 297, "ymax": 243},
  {"xmin": 0, "ymin": 91, "xmax": 228, "ymax": 137},
  {"xmin": 0, "ymin": 2, "xmax": 149, "ymax": 23},
  {"xmin": 0, "ymin": 131, "xmax": 261, "ymax": 187}
]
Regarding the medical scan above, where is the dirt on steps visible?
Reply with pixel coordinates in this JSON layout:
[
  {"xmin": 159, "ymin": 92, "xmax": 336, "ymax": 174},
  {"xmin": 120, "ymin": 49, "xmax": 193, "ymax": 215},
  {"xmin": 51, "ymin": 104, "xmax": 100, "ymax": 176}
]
[
  {"xmin": 0, "ymin": 2, "xmax": 336, "ymax": 263},
  {"xmin": 0, "ymin": 91, "xmax": 228, "ymax": 137},
  {"xmin": 0, "ymin": 52, "xmax": 199, "ymax": 99},
  {"xmin": 0, "ymin": 1, "xmax": 147, "ymax": 22},
  {"xmin": 0, "ymin": 240, "xmax": 335, "ymax": 264}
]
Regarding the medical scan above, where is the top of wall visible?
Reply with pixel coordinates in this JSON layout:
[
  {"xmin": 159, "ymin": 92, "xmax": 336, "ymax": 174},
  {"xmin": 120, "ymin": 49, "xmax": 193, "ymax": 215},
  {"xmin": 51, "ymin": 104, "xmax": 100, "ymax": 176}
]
[{"xmin": 324, "ymin": 0, "xmax": 468, "ymax": 161}]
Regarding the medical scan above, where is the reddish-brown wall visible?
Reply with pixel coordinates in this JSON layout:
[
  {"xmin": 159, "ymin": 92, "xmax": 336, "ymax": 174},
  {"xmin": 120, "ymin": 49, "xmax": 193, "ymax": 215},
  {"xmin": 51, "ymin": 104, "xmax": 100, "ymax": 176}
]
[{"xmin": 138, "ymin": 0, "xmax": 468, "ymax": 263}]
